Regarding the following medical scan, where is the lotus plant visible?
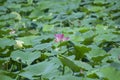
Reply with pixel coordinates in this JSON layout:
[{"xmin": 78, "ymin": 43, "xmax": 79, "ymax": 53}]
[{"xmin": 55, "ymin": 34, "xmax": 69, "ymax": 42}]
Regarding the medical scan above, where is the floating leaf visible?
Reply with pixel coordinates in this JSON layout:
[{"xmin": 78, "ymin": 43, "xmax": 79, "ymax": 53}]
[
  {"xmin": 43, "ymin": 24, "xmax": 54, "ymax": 32},
  {"xmin": 19, "ymin": 61, "xmax": 59, "ymax": 79},
  {"xmin": 53, "ymin": 74, "xmax": 81, "ymax": 80},
  {"xmin": 18, "ymin": 36, "xmax": 39, "ymax": 46},
  {"xmin": 96, "ymin": 67, "xmax": 120, "ymax": 80},
  {"xmin": 11, "ymin": 50, "xmax": 40, "ymax": 65},
  {"xmin": 86, "ymin": 47, "xmax": 108, "ymax": 63},
  {"xmin": 0, "ymin": 38, "xmax": 15, "ymax": 49},
  {"xmin": 75, "ymin": 61, "xmax": 92, "ymax": 70},
  {"xmin": 33, "ymin": 43, "xmax": 52, "ymax": 51},
  {"xmin": 0, "ymin": 74, "xmax": 13, "ymax": 80},
  {"xmin": 109, "ymin": 48, "xmax": 120, "ymax": 62},
  {"xmin": 74, "ymin": 45, "xmax": 91, "ymax": 60},
  {"xmin": 58, "ymin": 55, "xmax": 80, "ymax": 72}
]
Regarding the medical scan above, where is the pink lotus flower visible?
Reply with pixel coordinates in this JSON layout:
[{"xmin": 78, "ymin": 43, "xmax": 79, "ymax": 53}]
[
  {"xmin": 62, "ymin": 37, "xmax": 69, "ymax": 41},
  {"xmin": 55, "ymin": 34, "xmax": 69, "ymax": 42}
]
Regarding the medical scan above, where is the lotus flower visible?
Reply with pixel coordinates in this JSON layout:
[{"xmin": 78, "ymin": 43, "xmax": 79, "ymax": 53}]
[
  {"xmin": 15, "ymin": 40, "xmax": 24, "ymax": 48},
  {"xmin": 55, "ymin": 34, "xmax": 69, "ymax": 42}
]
